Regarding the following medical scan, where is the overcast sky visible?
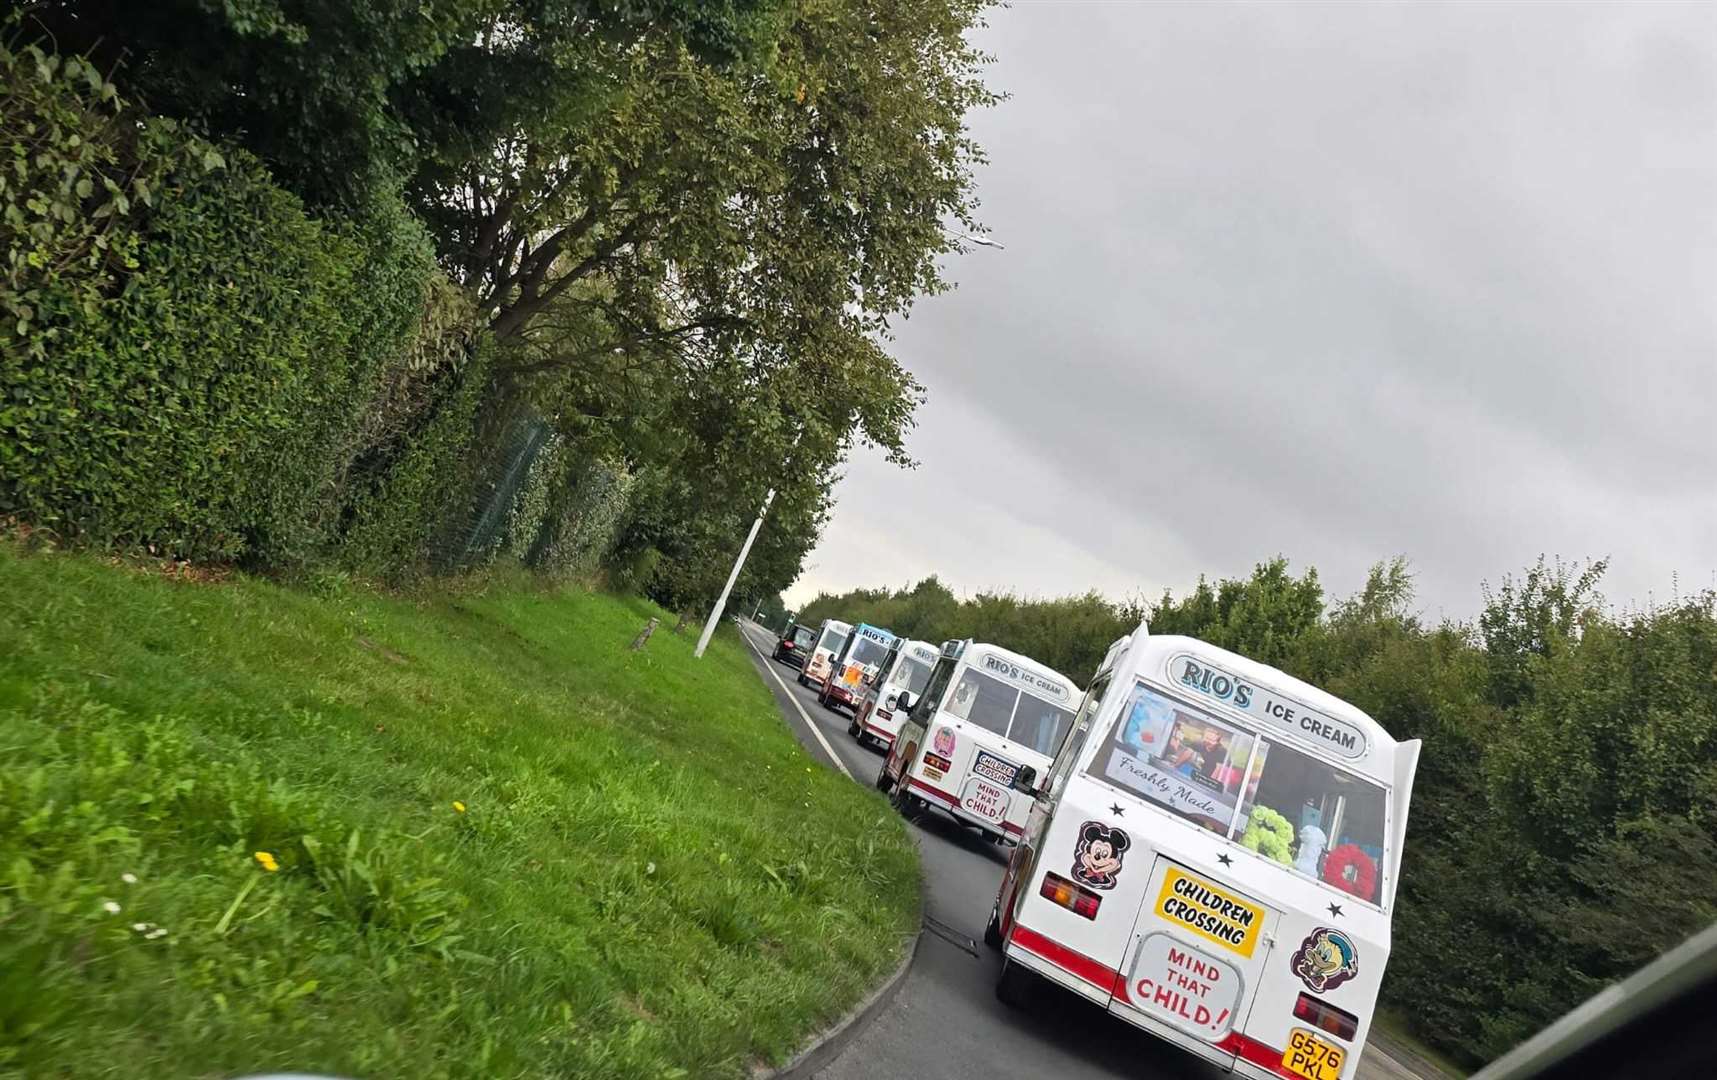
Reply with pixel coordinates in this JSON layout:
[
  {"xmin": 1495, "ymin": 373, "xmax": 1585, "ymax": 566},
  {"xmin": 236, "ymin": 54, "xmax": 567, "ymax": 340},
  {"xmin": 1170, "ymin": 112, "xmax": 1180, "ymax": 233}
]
[{"xmin": 784, "ymin": 0, "xmax": 1716, "ymax": 621}]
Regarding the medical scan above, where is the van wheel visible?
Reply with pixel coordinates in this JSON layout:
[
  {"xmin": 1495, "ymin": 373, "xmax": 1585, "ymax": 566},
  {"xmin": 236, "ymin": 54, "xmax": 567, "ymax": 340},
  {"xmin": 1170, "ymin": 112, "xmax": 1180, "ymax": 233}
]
[
  {"xmin": 890, "ymin": 782, "xmax": 920, "ymax": 821},
  {"xmin": 983, "ymin": 900, "xmax": 1003, "ymax": 949},
  {"xmin": 875, "ymin": 762, "xmax": 894, "ymax": 794},
  {"xmin": 847, "ymin": 717, "xmax": 861, "ymax": 737},
  {"xmin": 995, "ymin": 958, "xmax": 1037, "ymax": 1008}
]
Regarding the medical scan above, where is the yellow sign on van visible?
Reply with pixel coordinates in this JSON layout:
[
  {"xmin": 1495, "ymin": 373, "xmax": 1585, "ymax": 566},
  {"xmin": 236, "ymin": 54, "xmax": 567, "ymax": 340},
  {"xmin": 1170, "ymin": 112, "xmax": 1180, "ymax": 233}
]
[{"xmin": 1154, "ymin": 865, "xmax": 1265, "ymax": 958}]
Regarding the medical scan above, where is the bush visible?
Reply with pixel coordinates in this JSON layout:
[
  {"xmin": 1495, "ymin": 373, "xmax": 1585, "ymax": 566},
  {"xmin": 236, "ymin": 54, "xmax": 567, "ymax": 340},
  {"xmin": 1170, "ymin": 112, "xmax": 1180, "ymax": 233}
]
[
  {"xmin": 0, "ymin": 42, "xmax": 450, "ymax": 569},
  {"xmin": 335, "ymin": 337, "xmax": 495, "ymax": 580}
]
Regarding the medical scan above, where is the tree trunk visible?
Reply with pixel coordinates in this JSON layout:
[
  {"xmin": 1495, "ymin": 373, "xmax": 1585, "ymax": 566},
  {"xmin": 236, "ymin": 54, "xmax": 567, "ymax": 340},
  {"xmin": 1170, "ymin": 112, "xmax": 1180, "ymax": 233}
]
[{"xmin": 673, "ymin": 611, "xmax": 692, "ymax": 634}]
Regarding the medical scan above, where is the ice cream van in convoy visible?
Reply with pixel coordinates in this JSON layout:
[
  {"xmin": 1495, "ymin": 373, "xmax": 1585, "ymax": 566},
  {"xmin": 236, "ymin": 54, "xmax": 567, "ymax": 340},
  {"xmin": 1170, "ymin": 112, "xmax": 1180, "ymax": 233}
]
[
  {"xmin": 876, "ymin": 640, "xmax": 1080, "ymax": 846},
  {"xmin": 985, "ymin": 627, "xmax": 1420, "ymax": 1080},
  {"xmin": 816, "ymin": 622, "xmax": 896, "ymax": 714},
  {"xmin": 798, "ymin": 619, "xmax": 850, "ymax": 689},
  {"xmin": 846, "ymin": 638, "xmax": 938, "ymax": 751}
]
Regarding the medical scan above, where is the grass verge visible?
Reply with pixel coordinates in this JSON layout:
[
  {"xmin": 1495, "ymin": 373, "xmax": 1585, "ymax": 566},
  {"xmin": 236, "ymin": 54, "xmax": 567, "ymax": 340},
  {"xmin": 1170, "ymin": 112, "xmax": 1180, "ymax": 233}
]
[
  {"xmin": 0, "ymin": 545, "xmax": 919, "ymax": 1078},
  {"xmin": 1373, "ymin": 1009, "xmax": 1468, "ymax": 1078}
]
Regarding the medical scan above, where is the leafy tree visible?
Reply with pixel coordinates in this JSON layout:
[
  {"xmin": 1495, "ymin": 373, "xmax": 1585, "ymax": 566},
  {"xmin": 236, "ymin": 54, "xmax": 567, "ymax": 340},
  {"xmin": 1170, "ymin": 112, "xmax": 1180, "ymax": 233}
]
[
  {"xmin": 21, "ymin": 0, "xmax": 781, "ymax": 208},
  {"xmin": 1149, "ymin": 557, "xmax": 1323, "ymax": 669},
  {"xmin": 1477, "ymin": 556, "xmax": 1608, "ymax": 709},
  {"xmin": 420, "ymin": 0, "xmax": 995, "ymax": 346}
]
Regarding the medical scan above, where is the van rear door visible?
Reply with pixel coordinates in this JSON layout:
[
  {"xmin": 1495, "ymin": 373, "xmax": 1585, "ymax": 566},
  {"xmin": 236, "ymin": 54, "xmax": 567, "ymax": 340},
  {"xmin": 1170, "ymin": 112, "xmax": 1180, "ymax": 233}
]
[{"xmin": 1110, "ymin": 855, "xmax": 1282, "ymax": 1063}]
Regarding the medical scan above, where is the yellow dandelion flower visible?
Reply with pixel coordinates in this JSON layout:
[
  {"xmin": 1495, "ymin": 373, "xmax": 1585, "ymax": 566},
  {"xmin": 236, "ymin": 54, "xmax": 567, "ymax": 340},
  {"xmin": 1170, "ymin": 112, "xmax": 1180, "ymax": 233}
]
[
  {"xmin": 453, "ymin": 801, "xmax": 467, "ymax": 813},
  {"xmin": 253, "ymin": 851, "xmax": 280, "ymax": 872}
]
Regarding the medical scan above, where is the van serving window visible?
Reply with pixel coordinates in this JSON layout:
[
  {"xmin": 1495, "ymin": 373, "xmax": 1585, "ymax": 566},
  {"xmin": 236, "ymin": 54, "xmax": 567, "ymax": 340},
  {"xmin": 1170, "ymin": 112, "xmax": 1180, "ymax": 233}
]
[
  {"xmin": 1010, "ymin": 693, "xmax": 1077, "ymax": 757},
  {"xmin": 1088, "ymin": 681, "xmax": 1390, "ymax": 906}
]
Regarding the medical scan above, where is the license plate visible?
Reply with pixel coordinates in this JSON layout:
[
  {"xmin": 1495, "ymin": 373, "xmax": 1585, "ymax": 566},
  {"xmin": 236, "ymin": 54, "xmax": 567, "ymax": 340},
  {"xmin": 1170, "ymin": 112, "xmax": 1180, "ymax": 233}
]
[
  {"xmin": 960, "ymin": 777, "xmax": 1008, "ymax": 822},
  {"xmin": 1282, "ymin": 1028, "xmax": 1345, "ymax": 1080}
]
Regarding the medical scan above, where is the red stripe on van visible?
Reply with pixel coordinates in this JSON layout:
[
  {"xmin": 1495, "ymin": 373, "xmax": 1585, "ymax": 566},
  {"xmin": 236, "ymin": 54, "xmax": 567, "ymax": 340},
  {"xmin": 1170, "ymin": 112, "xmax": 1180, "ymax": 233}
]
[
  {"xmin": 1213, "ymin": 1031, "xmax": 1296, "ymax": 1077},
  {"xmin": 907, "ymin": 778, "xmax": 959, "ymax": 808},
  {"xmin": 1001, "ymin": 820, "xmax": 1024, "ymax": 836},
  {"xmin": 862, "ymin": 721, "xmax": 895, "ymax": 742},
  {"xmin": 1009, "ymin": 924, "xmax": 1127, "ymax": 1000}
]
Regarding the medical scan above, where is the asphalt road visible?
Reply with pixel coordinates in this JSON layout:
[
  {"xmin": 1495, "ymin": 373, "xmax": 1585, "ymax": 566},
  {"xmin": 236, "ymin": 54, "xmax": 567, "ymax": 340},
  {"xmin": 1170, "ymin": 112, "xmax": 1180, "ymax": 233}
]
[{"xmin": 735, "ymin": 620, "xmax": 1432, "ymax": 1080}]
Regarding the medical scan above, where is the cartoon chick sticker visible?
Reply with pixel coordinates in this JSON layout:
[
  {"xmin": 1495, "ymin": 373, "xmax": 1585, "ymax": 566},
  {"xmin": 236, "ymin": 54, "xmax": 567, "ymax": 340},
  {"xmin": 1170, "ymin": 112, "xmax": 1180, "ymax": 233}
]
[{"xmin": 1291, "ymin": 927, "xmax": 1359, "ymax": 993}]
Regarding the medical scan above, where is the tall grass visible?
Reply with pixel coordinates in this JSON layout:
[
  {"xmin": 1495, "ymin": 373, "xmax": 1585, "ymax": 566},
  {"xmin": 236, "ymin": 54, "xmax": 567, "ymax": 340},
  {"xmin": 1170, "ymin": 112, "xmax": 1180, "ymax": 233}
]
[{"xmin": 0, "ymin": 545, "xmax": 919, "ymax": 1078}]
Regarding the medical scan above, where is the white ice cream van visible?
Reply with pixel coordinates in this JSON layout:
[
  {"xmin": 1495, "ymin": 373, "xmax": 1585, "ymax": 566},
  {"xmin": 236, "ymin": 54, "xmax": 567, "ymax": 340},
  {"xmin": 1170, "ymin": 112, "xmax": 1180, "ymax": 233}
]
[
  {"xmin": 986, "ymin": 627, "xmax": 1420, "ymax": 1080},
  {"xmin": 816, "ymin": 622, "xmax": 896, "ymax": 714},
  {"xmin": 798, "ymin": 618, "xmax": 850, "ymax": 689},
  {"xmin": 876, "ymin": 640, "xmax": 1080, "ymax": 845},
  {"xmin": 846, "ymin": 638, "xmax": 938, "ymax": 751}
]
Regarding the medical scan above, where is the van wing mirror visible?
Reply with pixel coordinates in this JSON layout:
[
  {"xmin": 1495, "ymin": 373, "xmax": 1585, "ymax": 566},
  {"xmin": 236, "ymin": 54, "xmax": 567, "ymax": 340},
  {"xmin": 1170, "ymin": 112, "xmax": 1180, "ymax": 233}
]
[
  {"xmin": 1011, "ymin": 765, "xmax": 1039, "ymax": 795},
  {"xmin": 893, "ymin": 692, "xmax": 915, "ymax": 714}
]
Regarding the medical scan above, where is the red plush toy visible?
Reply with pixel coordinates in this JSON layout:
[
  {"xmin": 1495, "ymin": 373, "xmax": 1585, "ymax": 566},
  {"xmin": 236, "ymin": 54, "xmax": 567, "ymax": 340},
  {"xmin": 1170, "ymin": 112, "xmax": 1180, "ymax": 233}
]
[{"xmin": 1322, "ymin": 844, "xmax": 1378, "ymax": 900}]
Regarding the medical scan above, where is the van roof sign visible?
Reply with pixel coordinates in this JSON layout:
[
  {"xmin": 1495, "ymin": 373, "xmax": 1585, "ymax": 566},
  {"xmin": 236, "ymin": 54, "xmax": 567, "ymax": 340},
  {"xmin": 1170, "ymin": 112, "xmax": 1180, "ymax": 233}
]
[
  {"xmin": 1168, "ymin": 652, "xmax": 1368, "ymax": 760},
  {"xmin": 979, "ymin": 650, "xmax": 1073, "ymax": 703}
]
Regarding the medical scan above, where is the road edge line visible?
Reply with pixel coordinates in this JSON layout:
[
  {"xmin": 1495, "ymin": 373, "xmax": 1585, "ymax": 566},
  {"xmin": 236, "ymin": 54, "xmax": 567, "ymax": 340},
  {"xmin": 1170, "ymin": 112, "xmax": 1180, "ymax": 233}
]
[
  {"xmin": 737, "ymin": 619, "xmax": 926, "ymax": 1078},
  {"xmin": 738, "ymin": 622, "xmax": 853, "ymax": 780}
]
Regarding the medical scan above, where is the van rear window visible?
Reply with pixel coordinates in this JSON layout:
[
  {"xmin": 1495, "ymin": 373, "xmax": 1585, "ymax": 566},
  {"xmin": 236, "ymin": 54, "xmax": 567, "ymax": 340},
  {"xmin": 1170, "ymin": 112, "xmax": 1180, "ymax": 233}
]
[
  {"xmin": 944, "ymin": 668, "xmax": 1076, "ymax": 754},
  {"xmin": 893, "ymin": 657, "xmax": 934, "ymax": 696}
]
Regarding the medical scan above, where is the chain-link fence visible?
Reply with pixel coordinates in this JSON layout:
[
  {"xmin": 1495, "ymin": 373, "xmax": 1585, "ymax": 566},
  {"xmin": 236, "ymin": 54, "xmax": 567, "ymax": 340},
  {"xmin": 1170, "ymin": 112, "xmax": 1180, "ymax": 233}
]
[{"xmin": 427, "ymin": 409, "xmax": 632, "ymax": 578}]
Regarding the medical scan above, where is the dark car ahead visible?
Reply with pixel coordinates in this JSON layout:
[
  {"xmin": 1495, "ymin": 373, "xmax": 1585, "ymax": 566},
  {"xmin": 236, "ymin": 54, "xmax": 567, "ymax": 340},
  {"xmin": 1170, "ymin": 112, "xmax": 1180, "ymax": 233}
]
[{"xmin": 773, "ymin": 623, "xmax": 817, "ymax": 668}]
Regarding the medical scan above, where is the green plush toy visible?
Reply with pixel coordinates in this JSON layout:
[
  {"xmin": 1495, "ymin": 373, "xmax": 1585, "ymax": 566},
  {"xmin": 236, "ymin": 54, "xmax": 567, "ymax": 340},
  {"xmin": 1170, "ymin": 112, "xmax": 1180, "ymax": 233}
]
[{"xmin": 1240, "ymin": 806, "xmax": 1295, "ymax": 865}]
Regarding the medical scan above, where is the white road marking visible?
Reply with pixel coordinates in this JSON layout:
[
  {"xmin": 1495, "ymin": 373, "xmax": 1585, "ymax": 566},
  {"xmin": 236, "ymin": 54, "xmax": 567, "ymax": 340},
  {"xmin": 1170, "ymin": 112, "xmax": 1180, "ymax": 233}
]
[{"xmin": 740, "ymin": 622, "xmax": 853, "ymax": 780}]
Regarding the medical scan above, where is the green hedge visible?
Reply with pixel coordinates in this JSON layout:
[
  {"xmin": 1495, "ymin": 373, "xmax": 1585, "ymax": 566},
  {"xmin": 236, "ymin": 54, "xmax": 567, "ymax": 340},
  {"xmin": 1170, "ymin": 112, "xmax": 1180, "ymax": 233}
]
[
  {"xmin": 335, "ymin": 338, "xmax": 496, "ymax": 579},
  {"xmin": 0, "ymin": 43, "xmax": 465, "ymax": 569}
]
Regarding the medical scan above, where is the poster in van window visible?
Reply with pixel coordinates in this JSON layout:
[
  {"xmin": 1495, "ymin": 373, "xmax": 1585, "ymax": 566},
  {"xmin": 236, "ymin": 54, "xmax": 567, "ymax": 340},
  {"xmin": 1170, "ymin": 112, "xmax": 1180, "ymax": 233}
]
[{"xmin": 1106, "ymin": 686, "xmax": 1257, "ymax": 830}]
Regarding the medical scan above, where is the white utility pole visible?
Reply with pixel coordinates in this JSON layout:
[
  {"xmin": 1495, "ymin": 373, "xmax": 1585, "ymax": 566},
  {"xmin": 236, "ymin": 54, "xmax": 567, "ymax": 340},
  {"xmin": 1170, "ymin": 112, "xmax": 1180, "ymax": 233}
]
[{"xmin": 694, "ymin": 488, "xmax": 776, "ymax": 658}]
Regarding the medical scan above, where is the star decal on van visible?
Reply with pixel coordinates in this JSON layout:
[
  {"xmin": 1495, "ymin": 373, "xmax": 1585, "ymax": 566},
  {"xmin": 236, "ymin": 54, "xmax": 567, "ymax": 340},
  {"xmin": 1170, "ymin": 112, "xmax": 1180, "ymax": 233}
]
[
  {"xmin": 1327, "ymin": 903, "xmax": 1344, "ymax": 918},
  {"xmin": 1109, "ymin": 803, "xmax": 1124, "ymax": 817},
  {"xmin": 1216, "ymin": 853, "xmax": 1233, "ymax": 867}
]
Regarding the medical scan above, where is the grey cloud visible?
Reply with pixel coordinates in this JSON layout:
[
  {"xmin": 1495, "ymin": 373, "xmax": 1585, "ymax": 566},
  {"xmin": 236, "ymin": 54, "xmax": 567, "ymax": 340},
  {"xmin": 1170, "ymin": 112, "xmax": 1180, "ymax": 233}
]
[{"xmin": 789, "ymin": 1, "xmax": 1717, "ymax": 618}]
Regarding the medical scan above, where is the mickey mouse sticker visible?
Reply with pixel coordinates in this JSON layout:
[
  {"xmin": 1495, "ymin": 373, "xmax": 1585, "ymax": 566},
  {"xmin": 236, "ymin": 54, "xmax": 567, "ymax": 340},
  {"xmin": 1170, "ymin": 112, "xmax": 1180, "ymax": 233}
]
[{"xmin": 1072, "ymin": 821, "xmax": 1131, "ymax": 890}]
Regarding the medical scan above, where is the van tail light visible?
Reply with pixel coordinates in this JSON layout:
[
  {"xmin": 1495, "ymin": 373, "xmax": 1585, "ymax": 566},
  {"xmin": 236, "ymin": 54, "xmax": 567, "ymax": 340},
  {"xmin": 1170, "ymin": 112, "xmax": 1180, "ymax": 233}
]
[
  {"xmin": 1039, "ymin": 872, "xmax": 1102, "ymax": 919},
  {"xmin": 1293, "ymin": 993, "xmax": 1359, "ymax": 1041}
]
